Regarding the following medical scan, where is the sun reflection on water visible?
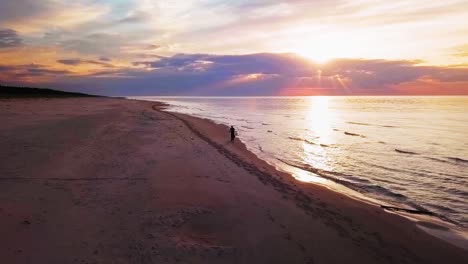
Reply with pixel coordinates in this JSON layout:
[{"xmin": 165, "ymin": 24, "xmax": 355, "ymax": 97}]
[
  {"xmin": 300, "ymin": 96, "xmax": 335, "ymax": 179},
  {"xmin": 287, "ymin": 165, "xmax": 330, "ymax": 185},
  {"xmin": 306, "ymin": 96, "xmax": 331, "ymax": 143}
]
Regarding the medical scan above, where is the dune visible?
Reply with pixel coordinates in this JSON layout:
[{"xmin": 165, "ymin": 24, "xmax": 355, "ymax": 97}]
[{"xmin": 0, "ymin": 97, "xmax": 466, "ymax": 263}]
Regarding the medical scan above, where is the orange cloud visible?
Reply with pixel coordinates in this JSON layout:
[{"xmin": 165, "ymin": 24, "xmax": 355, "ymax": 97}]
[
  {"xmin": 1, "ymin": 2, "xmax": 109, "ymax": 33},
  {"xmin": 391, "ymin": 77, "xmax": 468, "ymax": 95},
  {"xmin": 0, "ymin": 44, "xmax": 134, "ymax": 83}
]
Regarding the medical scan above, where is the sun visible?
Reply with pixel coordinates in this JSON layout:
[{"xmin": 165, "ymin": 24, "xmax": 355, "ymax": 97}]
[
  {"xmin": 289, "ymin": 34, "xmax": 358, "ymax": 64},
  {"xmin": 292, "ymin": 42, "xmax": 340, "ymax": 64},
  {"xmin": 297, "ymin": 51, "xmax": 333, "ymax": 64}
]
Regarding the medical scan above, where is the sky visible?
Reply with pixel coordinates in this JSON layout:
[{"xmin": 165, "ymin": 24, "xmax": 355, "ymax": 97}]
[{"xmin": 0, "ymin": 0, "xmax": 468, "ymax": 95}]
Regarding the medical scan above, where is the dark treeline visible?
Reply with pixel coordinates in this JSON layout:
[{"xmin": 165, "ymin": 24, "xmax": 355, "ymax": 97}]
[{"xmin": 0, "ymin": 85, "xmax": 97, "ymax": 98}]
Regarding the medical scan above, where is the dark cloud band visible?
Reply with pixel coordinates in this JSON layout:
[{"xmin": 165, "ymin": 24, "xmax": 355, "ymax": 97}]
[
  {"xmin": 2, "ymin": 53, "xmax": 468, "ymax": 95},
  {"xmin": 0, "ymin": 29, "xmax": 22, "ymax": 48}
]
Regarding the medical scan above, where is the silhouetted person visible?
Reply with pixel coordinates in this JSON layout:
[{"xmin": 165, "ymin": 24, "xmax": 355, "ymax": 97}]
[{"xmin": 229, "ymin": 126, "xmax": 236, "ymax": 142}]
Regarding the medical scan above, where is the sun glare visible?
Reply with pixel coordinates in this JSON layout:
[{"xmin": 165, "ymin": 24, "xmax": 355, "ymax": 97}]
[
  {"xmin": 299, "ymin": 51, "xmax": 332, "ymax": 64},
  {"xmin": 306, "ymin": 96, "xmax": 331, "ymax": 142},
  {"xmin": 293, "ymin": 44, "xmax": 337, "ymax": 64},
  {"xmin": 289, "ymin": 31, "xmax": 370, "ymax": 64},
  {"xmin": 295, "ymin": 96, "xmax": 335, "ymax": 180},
  {"xmin": 292, "ymin": 41, "xmax": 345, "ymax": 64}
]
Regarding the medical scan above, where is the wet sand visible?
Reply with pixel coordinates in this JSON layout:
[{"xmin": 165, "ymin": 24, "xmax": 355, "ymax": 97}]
[{"xmin": 0, "ymin": 97, "xmax": 466, "ymax": 263}]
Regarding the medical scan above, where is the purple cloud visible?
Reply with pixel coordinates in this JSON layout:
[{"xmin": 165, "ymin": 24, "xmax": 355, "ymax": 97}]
[
  {"xmin": 0, "ymin": 0, "xmax": 53, "ymax": 24},
  {"xmin": 0, "ymin": 29, "xmax": 22, "ymax": 48},
  {"xmin": 57, "ymin": 58, "xmax": 115, "ymax": 68},
  {"xmin": 116, "ymin": 54, "xmax": 468, "ymax": 95},
  {"xmin": 0, "ymin": 63, "xmax": 72, "ymax": 82},
  {"xmin": 99, "ymin": 56, "xmax": 111, "ymax": 62},
  {"xmin": 3, "ymin": 53, "xmax": 468, "ymax": 96}
]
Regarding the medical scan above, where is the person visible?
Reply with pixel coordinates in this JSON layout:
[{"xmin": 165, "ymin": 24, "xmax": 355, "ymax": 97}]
[{"xmin": 229, "ymin": 125, "xmax": 236, "ymax": 142}]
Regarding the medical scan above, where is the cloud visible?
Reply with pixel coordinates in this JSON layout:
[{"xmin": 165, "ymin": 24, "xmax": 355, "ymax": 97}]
[
  {"xmin": 451, "ymin": 44, "xmax": 468, "ymax": 57},
  {"xmin": 3, "ymin": 53, "xmax": 468, "ymax": 95},
  {"xmin": 0, "ymin": 0, "xmax": 53, "ymax": 25},
  {"xmin": 0, "ymin": 0, "xmax": 109, "ymax": 33},
  {"xmin": 23, "ymin": 53, "xmax": 467, "ymax": 96},
  {"xmin": 117, "ymin": 11, "xmax": 152, "ymax": 24},
  {"xmin": 0, "ymin": 1, "xmax": 467, "ymax": 94},
  {"xmin": 60, "ymin": 33, "xmax": 125, "ymax": 56},
  {"xmin": 144, "ymin": 44, "xmax": 161, "ymax": 50},
  {"xmin": 56, "ymin": 30, "xmax": 164, "ymax": 59},
  {"xmin": 0, "ymin": 63, "xmax": 73, "ymax": 83},
  {"xmin": 141, "ymin": 54, "xmax": 450, "ymax": 90},
  {"xmin": 57, "ymin": 58, "xmax": 115, "ymax": 68},
  {"xmin": 146, "ymin": 53, "xmax": 313, "ymax": 76},
  {"xmin": 0, "ymin": 29, "xmax": 22, "ymax": 48}
]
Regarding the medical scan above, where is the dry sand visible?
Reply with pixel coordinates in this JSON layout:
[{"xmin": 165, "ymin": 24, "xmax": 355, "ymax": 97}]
[{"xmin": 0, "ymin": 97, "xmax": 466, "ymax": 263}]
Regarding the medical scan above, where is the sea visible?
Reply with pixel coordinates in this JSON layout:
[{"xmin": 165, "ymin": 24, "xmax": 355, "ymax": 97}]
[{"xmin": 132, "ymin": 96, "xmax": 468, "ymax": 227}]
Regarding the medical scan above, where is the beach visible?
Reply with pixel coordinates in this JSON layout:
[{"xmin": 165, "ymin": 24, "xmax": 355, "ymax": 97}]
[{"xmin": 0, "ymin": 97, "xmax": 466, "ymax": 263}]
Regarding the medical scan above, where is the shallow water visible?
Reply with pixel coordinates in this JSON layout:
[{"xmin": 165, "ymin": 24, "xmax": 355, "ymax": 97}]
[{"xmin": 132, "ymin": 96, "xmax": 468, "ymax": 226}]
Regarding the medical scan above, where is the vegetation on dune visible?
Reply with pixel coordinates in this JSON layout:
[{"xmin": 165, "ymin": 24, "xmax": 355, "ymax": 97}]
[{"xmin": 0, "ymin": 84, "xmax": 97, "ymax": 98}]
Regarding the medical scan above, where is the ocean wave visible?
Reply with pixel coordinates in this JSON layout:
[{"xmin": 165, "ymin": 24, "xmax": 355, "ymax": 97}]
[
  {"xmin": 425, "ymin": 156, "xmax": 468, "ymax": 167},
  {"xmin": 348, "ymin": 121, "xmax": 396, "ymax": 128},
  {"xmin": 361, "ymin": 185, "xmax": 407, "ymax": 199},
  {"xmin": 241, "ymin": 126, "xmax": 254, "ymax": 130},
  {"xmin": 277, "ymin": 158, "xmax": 407, "ymax": 201},
  {"xmin": 447, "ymin": 157, "xmax": 468, "ymax": 164},
  {"xmin": 358, "ymin": 160, "xmax": 427, "ymax": 178},
  {"xmin": 344, "ymin": 131, "xmax": 366, "ymax": 138},
  {"xmin": 443, "ymin": 188, "xmax": 468, "ymax": 197},
  {"xmin": 426, "ymin": 204, "xmax": 458, "ymax": 214},
  {"xmin": 276, "ymin": 158, "xmax": 463, "ymax": 225},
  {"xmin": 426, "ymin": 157, "xmax": 450, "ymax": 163},
  {"xmin": 288, "ymin": 137, "xmax": 316, "ymax": 145},
  {"xmin": 347, "ymin": 121, "xmax": 371, "ymax": 126},
  {"xmin": 395, "ymin": 149, "xmax": 418, "ymax": 155}
]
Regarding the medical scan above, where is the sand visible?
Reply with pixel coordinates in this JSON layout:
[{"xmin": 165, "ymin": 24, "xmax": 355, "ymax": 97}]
[{"xmin": 0, "ymin": 97, "xmax": 466, "ymax": 263}]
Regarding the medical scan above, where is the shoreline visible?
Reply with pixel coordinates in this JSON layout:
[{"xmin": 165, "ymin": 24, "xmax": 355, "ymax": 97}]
[
  {"xmin": 0, "ymin": 97, "xmax": 466, "ymax": 263},
  {"xmin": 152, "ymin": 101, "xmax": 468, "ymax": 250},
  {"xmin": 145, "ymin": 95, "xmax": 467, "ymax": 229}
]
